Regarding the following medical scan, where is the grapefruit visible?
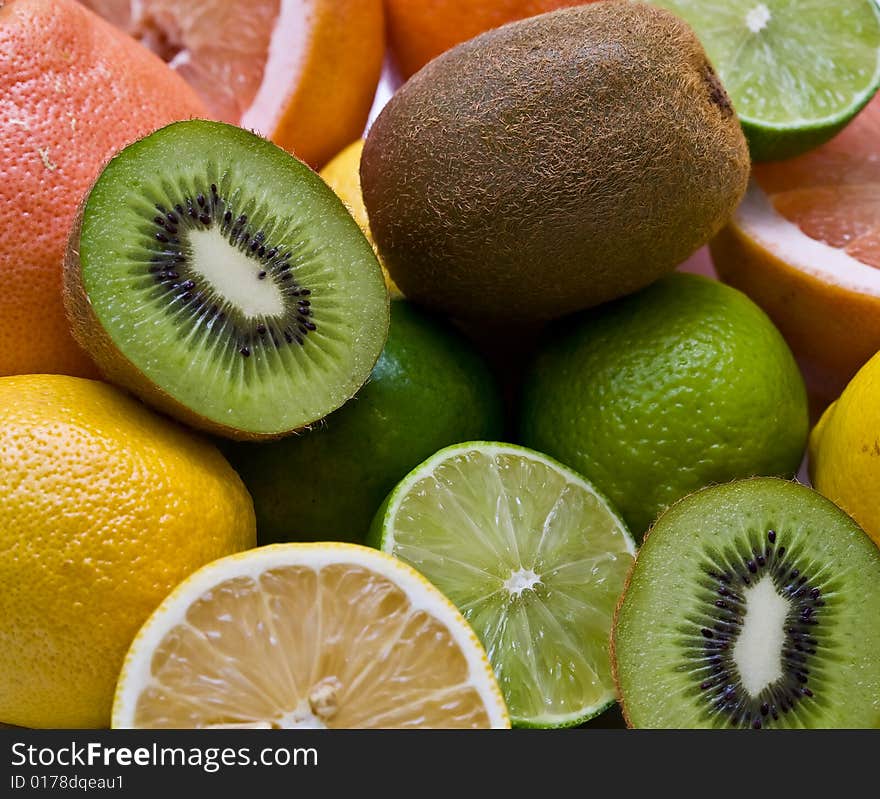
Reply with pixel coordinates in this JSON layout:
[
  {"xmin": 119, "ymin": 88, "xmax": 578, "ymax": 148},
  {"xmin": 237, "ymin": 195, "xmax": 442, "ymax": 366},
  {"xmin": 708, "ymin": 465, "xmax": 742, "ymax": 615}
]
[
  {"xmin": 385, "ymin": 0, "xmax": 595, "ymax": 79},
  {"xmin": 0, "ymin": 0, "xmax": 207, "ymax": 378},
  {"xmin": 711, "ymin": 93, "xmax": 880, "ymax": 405},
  {"xmin": 80, "ymin": 0, "xmax": 385, "ymax": 169}
]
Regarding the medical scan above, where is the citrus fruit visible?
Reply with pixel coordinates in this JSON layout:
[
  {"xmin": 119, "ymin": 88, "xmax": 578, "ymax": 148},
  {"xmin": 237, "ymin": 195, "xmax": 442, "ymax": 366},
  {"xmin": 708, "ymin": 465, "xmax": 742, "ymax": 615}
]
[
  {"xmin": 809, "ymin": 351, "xmax": 880, "ymax": 547},
  {"xmin": 711, "ymin": 93, "xmax": 880, "ymax": 405},
  {"xmin": 112, "ymin": 543, "xmax": 509, "ymax": 729},
  {"xmin": 613, "ymin": 478, "xmax": 880, "ymax": 729},
  {"xmin": 0, "ymin": 0, "xmax": 207, "ymax": 378},
  {"xmin": 653, "ymin": 0, "xmax": 880, "ymax": 161},
  {"xmin": 226, "ymin": 300, "xmax": 503, "ymax": 544},
  {"xmin": 81, "ymin": 0, "xmax": 385, "ymax": 168},
  {"xmin": 0, "ymin": 375, "xmax": 255, "ymax": 729},
  {"xmin": 386, "ymin": 0, "xmax": 595, "ymax": 79},
  {"xmin": 518, "ymin": 272, "xmax": 809, "ymax": 537},
  {"xmin": 319, "ymin": 139, "xmax": 400, "ymax": 295},
  {"xmin": 369, "ymin": 442, "xmax": 636, "ymax": 728}
]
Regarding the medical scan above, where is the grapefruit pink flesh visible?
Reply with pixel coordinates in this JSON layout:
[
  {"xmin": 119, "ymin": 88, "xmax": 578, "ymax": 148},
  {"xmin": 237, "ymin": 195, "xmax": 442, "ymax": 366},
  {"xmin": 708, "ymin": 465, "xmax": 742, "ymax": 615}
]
[{"xmin": 755, "ymin": 96, "xmax": 880, "ymax": 268}]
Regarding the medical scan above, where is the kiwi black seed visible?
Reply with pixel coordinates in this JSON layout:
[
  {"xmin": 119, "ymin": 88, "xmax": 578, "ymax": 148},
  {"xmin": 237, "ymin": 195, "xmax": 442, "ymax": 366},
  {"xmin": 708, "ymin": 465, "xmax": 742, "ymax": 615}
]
[
  {"xmin": 64, "ymin": 120, "xmax": 389, "ymax": 439},
  {"xmin": 612, "ymin": 478, "xmax": 880, "ymax": 729},
  {"xmin": 145, "ymin": 190, "xmax": 314, "ymax": 356}
]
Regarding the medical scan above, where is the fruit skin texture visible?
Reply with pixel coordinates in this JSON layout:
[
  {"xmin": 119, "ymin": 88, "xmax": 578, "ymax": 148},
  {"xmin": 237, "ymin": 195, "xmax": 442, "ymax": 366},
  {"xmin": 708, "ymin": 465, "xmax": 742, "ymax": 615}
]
[
  {"xmin": 267, "ymin": 0, "xmax": 385, "ymax": 168},
  {"xmin": 0, "ymin": 0, "xmax": 208, "ymax": 378},
  {"xmin": 611, "ymin": 478, "xmax": 880, "ymax": 729},
  {"xmin": 386, "ymin": 0, "xmax": 594, "ymax": 79},
  {"xmin": 0, "ymin": 375, "xmax": 255, "ymax": 729},
  {"xmin": 319, "ymin": 139, "xmax": 401, "ymax": 296},
  {"xmin": 809, "ymin": 352, "xmax": 880, "ymax": 547},
  {"xmin": 226, "ymin": 300, "xmax": 504, "ymax": 544},
  {"xmin": 361, "ymin": 2, "xmax": 750, "ymax": 323},
  {"xmin": 518, "ymin": 273, "xmax": 809, "ymax": 537}
]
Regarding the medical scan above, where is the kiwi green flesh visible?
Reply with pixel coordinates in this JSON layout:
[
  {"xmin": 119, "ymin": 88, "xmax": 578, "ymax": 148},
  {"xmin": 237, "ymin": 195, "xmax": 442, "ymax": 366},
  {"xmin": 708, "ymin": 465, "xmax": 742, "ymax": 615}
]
[
  {"xmin": 76, "ymin": 120, "xmax": 389, "ymax": 436},
  {"xmin": 613, "ymin": 478, "xmax": 880, "ymax": 729}
]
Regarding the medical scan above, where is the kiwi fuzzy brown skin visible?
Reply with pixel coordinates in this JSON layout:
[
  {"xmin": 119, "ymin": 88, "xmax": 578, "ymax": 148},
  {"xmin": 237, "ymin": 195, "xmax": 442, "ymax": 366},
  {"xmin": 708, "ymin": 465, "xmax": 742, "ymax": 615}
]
[{"xmin": 361, "ymin": 1, "xmax": 750, "ymax": 323}]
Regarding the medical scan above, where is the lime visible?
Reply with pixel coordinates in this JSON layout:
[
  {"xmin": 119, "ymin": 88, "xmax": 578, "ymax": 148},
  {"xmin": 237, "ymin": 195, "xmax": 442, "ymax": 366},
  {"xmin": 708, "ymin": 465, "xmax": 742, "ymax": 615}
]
[
  {"xmin": 518, "ymin": 272, "xmax": 809, "ymax": 538},
  {"xmin": 369, "ymin": 442, "xmax": 635, "ymax": 728},
  {"xmin": 227, "ymin": 300, "xmax": 503, "ymax": 544},
  {"xmin": 652, "ymin": 0, "xmax": 880, "ymax": 161}
]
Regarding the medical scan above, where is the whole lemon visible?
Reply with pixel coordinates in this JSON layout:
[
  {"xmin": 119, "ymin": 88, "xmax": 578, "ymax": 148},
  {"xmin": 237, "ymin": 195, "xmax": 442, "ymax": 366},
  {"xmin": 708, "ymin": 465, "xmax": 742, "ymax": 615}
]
[
  {"xmin": 320, "ymin": 139, "xmax": 400, "ymax": 297},
  {"xmin": 0, "ymin": 376, "xmax": 256, "ymax": 728},
  {"xmin": 810, "ymin": 352, "xmax": 880, "ymax": 547}
]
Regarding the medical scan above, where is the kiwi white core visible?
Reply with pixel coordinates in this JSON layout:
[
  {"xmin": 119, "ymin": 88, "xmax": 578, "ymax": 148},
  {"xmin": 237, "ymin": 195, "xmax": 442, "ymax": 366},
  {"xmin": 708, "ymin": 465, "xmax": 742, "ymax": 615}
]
[
  {"xmin": 732, "ymin": 575, "xmax": 791, "ymax": 697},
  {"xmin": 746, "ymin": 4, "xmax": 771, "ymax": 33},
  {"xmin": 504, "ymin": 567, "xmax": 543, "ymax": 598},
  {"xmin": 187, "ymin": 227, "xmax": 285, "ymax": 318}
]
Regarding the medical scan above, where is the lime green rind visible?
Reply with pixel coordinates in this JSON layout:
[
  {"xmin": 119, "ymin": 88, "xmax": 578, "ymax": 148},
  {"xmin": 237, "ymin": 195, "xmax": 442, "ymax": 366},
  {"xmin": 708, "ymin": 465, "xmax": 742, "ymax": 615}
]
[
  {"xmin": 651, "ymin": 0, "xmax": 880, "ymax": 162},
  {"xmin": 79, "ymin": 120, "xmax": 389, "ymax": 436},
  {"xmin": 511, "ymin": 697, "xmax": 617, "ymax": 730},
  {"xmin": 228, "ymin": 300, "xmax": 504, "ymax": 543},
  {"xmin": 742, "ymin": 80, "xmax": 880, "ymax": 162},
  {"xmin": 371, "ymin": 441, "xmax": 636, "ymax": 729},
  {"xmin": 613, "ymin": 478, "xmax": 880, "ymax": 729},
  {"xmin": 518, "ymin": 273, "xmax": 808, "ymax": 539}
]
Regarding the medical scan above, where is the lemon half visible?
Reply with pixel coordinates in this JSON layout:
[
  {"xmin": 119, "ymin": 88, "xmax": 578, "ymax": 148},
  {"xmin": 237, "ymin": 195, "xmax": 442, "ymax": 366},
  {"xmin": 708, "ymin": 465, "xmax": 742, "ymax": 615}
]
[{"xmin": 113, "ymin": 543, "xmax": 509, "ymax": 729}]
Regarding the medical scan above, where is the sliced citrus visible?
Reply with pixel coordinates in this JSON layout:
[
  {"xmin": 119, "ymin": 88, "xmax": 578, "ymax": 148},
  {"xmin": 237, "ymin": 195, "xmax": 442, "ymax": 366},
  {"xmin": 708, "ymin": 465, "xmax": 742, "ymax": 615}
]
[
  {"xmin": 653, "ymin": 0, "xmax": 880, "ymax": 161},
  {"xmin": 80, "ymin": 0, "xmax": 385, "ymax": 168},
  {"xmin": 113, "ymin": 543, "xmax": 509, "ymax": 729},
  {"xmin": 711, "ymin": 93, "xmax": 880, "ymax": 405},
  {"xmin": 369, "ymin": 442, "xmax": 636, "ymax": 728}
]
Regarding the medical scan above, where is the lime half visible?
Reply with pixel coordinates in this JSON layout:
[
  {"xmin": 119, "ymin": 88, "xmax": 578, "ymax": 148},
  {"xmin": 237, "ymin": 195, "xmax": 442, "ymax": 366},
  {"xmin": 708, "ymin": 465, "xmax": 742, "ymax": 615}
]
[
  {"xmin": 369, "ymin": 442, "xmax": 636, "ymax": 728},
  {"xmin": 653, "ymin": 0, "xmax": 880, "ymax": 161}
]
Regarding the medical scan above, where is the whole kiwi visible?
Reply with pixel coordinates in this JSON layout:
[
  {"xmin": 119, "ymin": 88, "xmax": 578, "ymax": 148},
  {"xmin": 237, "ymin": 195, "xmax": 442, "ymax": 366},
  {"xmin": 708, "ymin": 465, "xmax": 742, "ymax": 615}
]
[{"xmin": 361, "ymin": 1, "xmax": 750, "ymax": 322}]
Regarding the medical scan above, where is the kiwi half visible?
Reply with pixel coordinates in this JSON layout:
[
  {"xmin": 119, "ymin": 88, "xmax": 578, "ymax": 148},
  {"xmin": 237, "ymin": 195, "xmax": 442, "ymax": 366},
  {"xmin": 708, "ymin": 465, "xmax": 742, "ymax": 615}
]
[
  {"xmin": 612, "ymin": 478, "xmax": 880, "ymax": 729},
  {"xmin": 64, "ymin": 120, "xmax": 389, "ymax": 439}
]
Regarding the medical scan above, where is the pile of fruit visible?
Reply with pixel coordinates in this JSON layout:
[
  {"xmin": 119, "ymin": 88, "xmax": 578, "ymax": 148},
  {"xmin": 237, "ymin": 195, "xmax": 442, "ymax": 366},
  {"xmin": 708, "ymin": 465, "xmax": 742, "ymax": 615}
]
[{"xmin": 1, "ymin": 0, "xmax": 879, "ymax": 730}]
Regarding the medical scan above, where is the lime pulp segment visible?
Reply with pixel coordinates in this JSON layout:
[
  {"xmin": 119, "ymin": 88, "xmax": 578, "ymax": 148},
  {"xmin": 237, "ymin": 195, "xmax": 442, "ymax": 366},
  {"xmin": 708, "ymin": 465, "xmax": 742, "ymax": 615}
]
[{"xmin": 372, "ymin": 442, "xmax": 636, "ymax": 728}]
